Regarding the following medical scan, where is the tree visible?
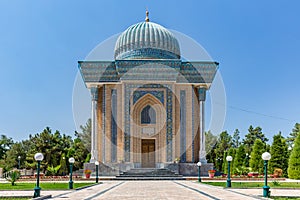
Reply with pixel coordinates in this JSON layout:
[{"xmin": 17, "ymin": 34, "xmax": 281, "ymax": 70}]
[
  {"xmin": 249, "ymin": 139, "xmax": 266, "ymax": 173},
  {"xmin": 232, "ymin": 129, "xmax": 240, "ymax": 148},
  {"xmin": 223, "ymin": 147, "xmax": 236, "ymax": 174},
  {"xmin": 68, "ymin": 137, "xmax": 89, "ymax": 170},
  {"xmin": 243, "ymin": 125, "xmax": 268, "ymax": 154},
  {"xmin": 0, "ymin": 135, "xmax": 13, "ymax": 159},
  {"xmin": 4, "ymin": 141, "xmax": 30, "ymax": 171},
  {"xmin": 287, "ymin": 123, "xmax": 300, "ymax": 148},
  {"xmin": 233, "ymin": 145, "xmax": 246, "ymax": 175},
  {"xmin": 214, "ymin": 131, "xmax": 233, "ymax": 171},
  {"xmin": 75, "ymin": 118, "xmax": 91, "ymax": 152},
  {"xmin": 58, "ymin": 153, "xmax": 68, "ymax": 176},
  {"xmin": 205, "ymin": 131, "xmax": 218, "ymax": 163},
  {"xmin": 288, "ymin": 133, "xmax": 300, "ymax": 179},
  {"xmin": 25, "ymin": 127, "xmax": 72, "ymax": 173},
  {"xmin": 269, "ymin": 132, "xmax": 289, "ymax": 177}
]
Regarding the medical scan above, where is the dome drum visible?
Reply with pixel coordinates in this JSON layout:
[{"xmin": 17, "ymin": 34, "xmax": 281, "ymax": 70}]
[{"xmin": 115, "ymin": 47, "xmax": 180, "ymax": 60}]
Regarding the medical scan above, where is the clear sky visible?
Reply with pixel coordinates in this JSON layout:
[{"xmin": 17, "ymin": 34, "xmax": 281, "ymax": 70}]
[{"xmin": 1, "ymin": 0, "xmax": 299, "ymax": 142}]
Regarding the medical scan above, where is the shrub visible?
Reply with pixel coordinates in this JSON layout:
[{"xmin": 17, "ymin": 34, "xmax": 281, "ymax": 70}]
[{"xmin": 5, "ymin": 170, "xmax": 21, "ymax": 186}]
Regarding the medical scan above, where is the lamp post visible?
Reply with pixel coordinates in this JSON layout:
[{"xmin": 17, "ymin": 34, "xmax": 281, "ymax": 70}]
[
  {"xmin": 245, "ymin": 153, "xmax": 249, "ymax": 167},
  {"xmin": 95, "ymin": 161, "xmax": 99, "ymax": 183},
  {"xmin": 33, "ymin": 153, "xmax": 44, "ymax": 198},
  {"xmin": 197, "ymin": 162, "xmax": 202, "ymax": 182},
  {"xmin": 68, "ymin": 157, "xmax": 75, "ymax": 189},
  {"xmin": 262, "ymin": 152, "xmax": 271, "ymax": 197},
  {"xmin": 62, "ymin": 156, "xmax": 65, "ymax": 176},
  {"xmin": 18, "ymin": 156, "xmax": 21, "ymax": 169},
  {"xmin": 226, "ymin": 156, "xmax": 233, "ymax": 188}
]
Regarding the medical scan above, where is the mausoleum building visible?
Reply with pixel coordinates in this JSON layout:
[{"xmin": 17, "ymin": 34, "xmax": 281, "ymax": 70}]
[{"xmin": 79, "ymin": 12, "xmax": 218, "ymax": 175}]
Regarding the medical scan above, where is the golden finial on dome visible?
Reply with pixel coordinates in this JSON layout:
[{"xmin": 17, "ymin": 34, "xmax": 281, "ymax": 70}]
[{"xmin": 145, "ymin": 9, "xmax": 149, "ymax": 22}]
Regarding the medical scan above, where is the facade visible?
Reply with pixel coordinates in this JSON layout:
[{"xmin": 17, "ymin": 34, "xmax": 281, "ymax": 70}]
[{"xmin": 79, "ymin": 12, "xmax": 218, "ymax": 174}]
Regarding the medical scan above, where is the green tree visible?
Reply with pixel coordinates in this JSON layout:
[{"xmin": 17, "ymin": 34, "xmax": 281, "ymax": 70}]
[
  {"xmin": 205, "ymin": 131, "xmax": 218, "ymax": 163},
  {"xmin": 68, "ymin": 137, "xmax": 89, "ymax": 170},
  {"xmin": 75, "ymin": 118, "xmax": 91, "ymax": 152},
  {"xmin": 223, "ymin": 148, "xmax": 236, "ymax": 174},
  {"xmin": 288, "ymin": 133, "xmax": 300, "ymax": 179},
  {"xmin": 243, "ymin": 125, "xmax": 268, "ymax": 154},
  {"xmin": 232, "ymin": 129, "xmax": 240, "ymax": 148},
  {"xmin": 58, "ymin": 153, "xmax": 68, "ymax": 175},
  {"xmin": 287, "ymin": 123, "xmax": 300, "ymax": 148},
  {"xmin": 269, "ymin": 132, "xmax": 289, "ymax": 177},
  {"xmin": 214, "ymin": 131, "xmax": 232, "ymax": 171},
  {"xmin": 0, "ymin": 135, "xmax": 13, "ymax": 159},
  {"xmin": 233, "ymin": 145, "xmax": 246, "ymax": 175},
  {"xmin": 249, "ymin": 139, "xmax": 266, "ymax": 173},
  {"xmin": 3, "ymin": 141, "xmax": 30, "ymax": 171},
  {"xmin": 26, "ymin": 127, "xmax": 72, "ymax": 173}
]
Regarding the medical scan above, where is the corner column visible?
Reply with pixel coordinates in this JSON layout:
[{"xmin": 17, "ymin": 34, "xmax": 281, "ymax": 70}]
[
  {"xmin": 198, "ymin": 87, "xmax": 207, "ymax": 164},
  {"xmin": 90, "ymin": 87, "xmax": 98, "ymax": 163}
]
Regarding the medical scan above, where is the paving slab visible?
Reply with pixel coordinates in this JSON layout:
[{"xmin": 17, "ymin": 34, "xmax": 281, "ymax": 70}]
[
  {"xmin": 0, "ymin": 180, "xmax": 299, "ymax": 200},
  {"xmin": 50, "ymin": 181, "xmax": 262, "ymax": 200}
]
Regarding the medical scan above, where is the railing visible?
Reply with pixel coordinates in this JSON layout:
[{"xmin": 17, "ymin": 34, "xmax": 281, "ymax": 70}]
[{"xmin": 1, "ymin": 169, "xmax": 34, "ymax": 179}]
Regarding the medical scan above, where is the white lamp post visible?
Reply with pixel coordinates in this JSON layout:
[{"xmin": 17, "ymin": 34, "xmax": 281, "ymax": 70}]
[
  {"xmin": 262, "ymin": 152, "xmax": 271, "ymax": 197},
  {"xmin": 68, "ymin": 157, "xmax": 75, "ymax": 189},
  {"xmin": 33, "ymin": 153, "xmax": 44, "ymax": 198},
  {"xmin": 18, "ymin": 155, "xmax": 21, "ymax": 169},
  {"xmin": 226, "ymin": 156, "xmax": 233, "ymax": 187},
  {"xmin": 95, "ymin": 161, "xmax": 99, "ymax": 183},
  {"xmin": 197, "ymin": 162, "xmax": 202, "ymax": 182}
]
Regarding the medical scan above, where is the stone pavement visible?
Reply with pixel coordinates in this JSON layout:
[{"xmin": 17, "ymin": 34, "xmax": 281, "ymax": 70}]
[{"xmin": 0, "ymin": 181, "xmax": 299, "ymax": 200}]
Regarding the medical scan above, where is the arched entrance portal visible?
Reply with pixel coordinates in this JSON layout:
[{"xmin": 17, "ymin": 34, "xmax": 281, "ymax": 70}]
[{"xmin": 132, "ymin": 92, "xmax": 166, "ymax": 168}]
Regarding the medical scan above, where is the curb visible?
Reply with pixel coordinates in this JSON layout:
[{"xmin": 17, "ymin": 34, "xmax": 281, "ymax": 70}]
[{"xmin": 32, "ymin": 195, "xmax": 52, "ymax": 200}]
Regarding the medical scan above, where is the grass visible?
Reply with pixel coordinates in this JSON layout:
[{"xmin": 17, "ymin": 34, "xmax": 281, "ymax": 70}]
[
  {"xmin": 271, "ymin": 198, "xmax": 300, "ymax": 200},
  {"xmin": 0, "ymin": 198, "xmax": 31, "ymax": 200},
  {"xmin": 202, "ymin": 182, "xmax": 300, "ymax": 188},
  {"xmin": 0, "ymin": 182, "xmax": 96, "ymax": 190}
]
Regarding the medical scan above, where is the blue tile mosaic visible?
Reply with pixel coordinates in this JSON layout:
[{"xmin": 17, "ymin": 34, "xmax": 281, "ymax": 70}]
[{"xmin": 124, "ymin": 84, "xmax": 173, "ymax": 162}]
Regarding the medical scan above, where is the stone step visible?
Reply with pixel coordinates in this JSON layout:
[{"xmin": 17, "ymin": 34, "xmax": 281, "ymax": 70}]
[
  {"xmin": 115, "ymin": 176, "xmax": 185, "ymax": 180},
  {"xmin": 117, "ymin": 168, "xmax": 183, "ymax": 180}
]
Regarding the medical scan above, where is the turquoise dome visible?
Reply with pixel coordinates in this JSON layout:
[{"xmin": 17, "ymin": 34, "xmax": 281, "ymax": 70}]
[{"xmin": 114, "ymin": 21, "xmax": 181, "ymax": 60}]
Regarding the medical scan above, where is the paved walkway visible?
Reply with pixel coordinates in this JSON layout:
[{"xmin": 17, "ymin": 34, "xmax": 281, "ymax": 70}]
[{"xmin": 0, "ymin": 181, "xmax": 299, "ymax": 199}]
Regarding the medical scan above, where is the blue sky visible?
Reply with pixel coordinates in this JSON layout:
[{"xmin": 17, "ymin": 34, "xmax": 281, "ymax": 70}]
[{"xmin": 0, "ymin": 0, "xmax": 299, "ymax": 142}]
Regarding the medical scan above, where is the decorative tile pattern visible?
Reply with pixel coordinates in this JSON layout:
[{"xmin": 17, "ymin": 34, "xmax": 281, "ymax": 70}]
[
  {"xmin": 78, "ymin": 60, "xmax": 218, "ymax": 84},
  {"xmin": 133, "ymin": 90, "xmax": 164, "ymax": 105},
  {"xmin": 102, "ymin": 85, "xmax": 106, "ymax": 162},
  {"xmin": 91, "ymin": 87, "xmax": 98, "ymax": 101},
  {"xmin": 192, "ymin": 87, "xmax": 195, "ymax": 162},
  {"xmin": 124, "ymin": 83, "xmax": 173, "ymax": 162},
  {"xmin": 111, "ymin": 89, "xmax": 117, "ymax": 162},
  {"xmin": 180, "ymin": 90, "xmax": 186, "ymax": 162},
  {"xmin": 198, "ymin": 88, "xmax": 206, "ymax": 101}
]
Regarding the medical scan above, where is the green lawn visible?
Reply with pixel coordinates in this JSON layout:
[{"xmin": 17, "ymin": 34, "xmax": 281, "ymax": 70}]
[
  {"xmin": 0, "ymin": 197, "xmax": 32, "ymax": 200},
  {"xmin": 202, "ymin": 182, "xmax": 300, "ymax": 188},
  {"xmin": 271, "ymin": 198, "xmax": 300, "ymax": 200},
  {"xmin": 0, "ymin": 182, "xmax": 96, "ymax": 190},
  {"xmin": 0, "ymin": 198, "xmax": 31, "ymax": 200}
]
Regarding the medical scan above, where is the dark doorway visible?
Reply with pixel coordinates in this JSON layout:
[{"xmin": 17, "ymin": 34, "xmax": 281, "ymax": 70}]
[{"xmin": 141, "ymin": 139, "xmax": 155, "ymax": 168}]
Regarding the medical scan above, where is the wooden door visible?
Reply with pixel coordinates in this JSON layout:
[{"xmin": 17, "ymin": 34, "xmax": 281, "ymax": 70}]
[{"xmin": 142, "ymin": 139, "xmax": 155, "ymax": 168}]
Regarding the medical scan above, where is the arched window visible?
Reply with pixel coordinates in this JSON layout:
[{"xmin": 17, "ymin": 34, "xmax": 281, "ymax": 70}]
[{"xmin": 141, "ymin": 105, "xmax": 156, "ymax": 124}]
